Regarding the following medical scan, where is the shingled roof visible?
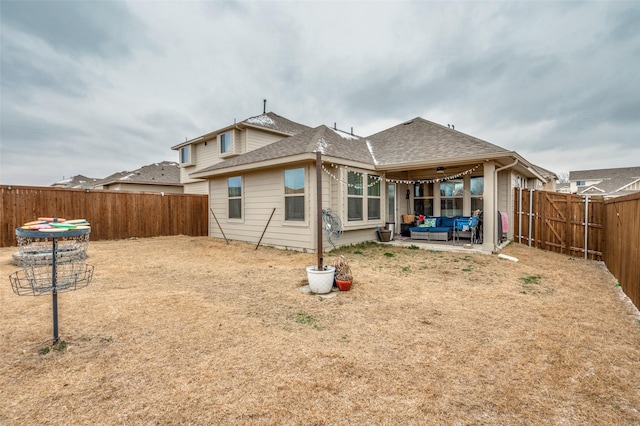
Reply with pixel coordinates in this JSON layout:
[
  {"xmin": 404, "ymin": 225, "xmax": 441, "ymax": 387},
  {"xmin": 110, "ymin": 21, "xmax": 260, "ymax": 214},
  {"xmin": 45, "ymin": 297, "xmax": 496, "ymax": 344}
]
[
  {"xmin": 241, "ymin": 111, "xmax": 312, "ymax": 135},
  {"xmin": 192, "ymin": 125, "xmax": 373, "ymax": 176},
  {"xmin": 571, "ymin": 166, "xmax": 640, "ymax": 196},
  {"xmin": 172, "ymin": 111, "xmax": 311, "ymax": 150},
  {"xmin": 94, "ymin": 161, "xmax": 181, "ymax": 187},
  {"xmin": 366, "ymin": 117, "xmax": 509, "ymax": 166},
  {"xmin": 190, "ymin": 115, "xmax": 551, "ymax": 183},
  {"xmin": 51, "ymin": 174, "xmax": 100, "ymax": 189}
]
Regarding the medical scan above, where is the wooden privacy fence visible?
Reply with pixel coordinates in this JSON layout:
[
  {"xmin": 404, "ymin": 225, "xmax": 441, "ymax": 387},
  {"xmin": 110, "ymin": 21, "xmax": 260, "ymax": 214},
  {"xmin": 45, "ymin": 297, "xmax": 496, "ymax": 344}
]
[
  {"xmin": 602, "ymin": 192, "xmax": 640, "ymax": 311},
  {"xmin": 514, "ymin": 188, "xmax": 605, "ymax": 261},
  {"xmin": 515, "ymin": 188, "xmax": 640, "ymax": 311},
  {"xmin": 0, "ymin": 186, "xmax": 208, "ymax": 247}
]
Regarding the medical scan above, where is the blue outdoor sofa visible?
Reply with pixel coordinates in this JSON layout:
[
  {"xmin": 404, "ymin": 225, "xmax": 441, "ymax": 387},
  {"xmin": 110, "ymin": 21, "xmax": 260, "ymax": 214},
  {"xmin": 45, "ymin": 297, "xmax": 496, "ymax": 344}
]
[{"xmin": 409, "ymin": 216, "xmax": 478, "ymax": 242}]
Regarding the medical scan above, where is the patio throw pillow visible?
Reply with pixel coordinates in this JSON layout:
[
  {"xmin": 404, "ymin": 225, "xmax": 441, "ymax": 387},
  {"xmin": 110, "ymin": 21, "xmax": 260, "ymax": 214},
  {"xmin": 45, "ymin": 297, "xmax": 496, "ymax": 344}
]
[{"xmin": 424, "ymin": 218, "xmax": 437, "ymax": 227}]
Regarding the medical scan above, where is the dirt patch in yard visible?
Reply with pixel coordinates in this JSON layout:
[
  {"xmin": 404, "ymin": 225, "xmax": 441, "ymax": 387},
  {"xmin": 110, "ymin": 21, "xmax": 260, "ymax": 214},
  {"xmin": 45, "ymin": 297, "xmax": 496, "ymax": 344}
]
[{"xmin": 1, "ymin": 236, "xmax": 639, "ymax": 425}]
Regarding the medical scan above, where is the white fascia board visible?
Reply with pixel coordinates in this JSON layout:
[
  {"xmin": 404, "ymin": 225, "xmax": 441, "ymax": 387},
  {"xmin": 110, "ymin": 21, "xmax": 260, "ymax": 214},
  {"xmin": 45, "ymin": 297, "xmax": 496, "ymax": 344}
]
[
  {"xmin": 377, "ymin": 152, "xmax": 516, "ymax": 173},
  {"xmin": 171, "ymin": 136, "xmax": 205, "ymax": 150}
]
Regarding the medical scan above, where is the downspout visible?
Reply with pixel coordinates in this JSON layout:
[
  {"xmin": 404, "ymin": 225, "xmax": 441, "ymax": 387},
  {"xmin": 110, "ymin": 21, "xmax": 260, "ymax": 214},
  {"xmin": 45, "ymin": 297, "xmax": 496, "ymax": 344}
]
[{"xmin": 493, "ymin": 158, "xmax": 519, "ymax": 251}]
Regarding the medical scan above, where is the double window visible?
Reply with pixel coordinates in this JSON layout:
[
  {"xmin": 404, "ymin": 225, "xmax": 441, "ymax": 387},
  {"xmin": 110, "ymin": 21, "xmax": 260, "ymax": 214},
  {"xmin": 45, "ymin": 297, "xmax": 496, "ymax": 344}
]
[
  {"xmin": 228, "ymin": 176, "xmax": 242, "ymax": 219},
  {"xmin": 347, "ymin": 171, "xmax": 381, "ymax": 221},
  {"xmin": 284, "ymin": 168, "xmax": 305, "ymax": 221}
]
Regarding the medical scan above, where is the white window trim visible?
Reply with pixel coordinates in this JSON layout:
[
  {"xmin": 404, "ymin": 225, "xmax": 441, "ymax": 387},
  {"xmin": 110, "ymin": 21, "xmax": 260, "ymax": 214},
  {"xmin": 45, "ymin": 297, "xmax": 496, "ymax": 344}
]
[
  {"xmin": 219, "ymin": 131, "xmax": 235, "ymax": 158},
  {"xmin": 179, "ymin": 145, "xmax": 194, "ymax": 167},
  {"xmin": 283, "ymin": 167, "xmax": 307, "ymax": 224},
  {"xmin": 227, "ymin": 176, "xmax": 243, "ymax": 221},
  {"xmin": 345, "ymin": 170, "xmax": 385, "ymax": 227}
]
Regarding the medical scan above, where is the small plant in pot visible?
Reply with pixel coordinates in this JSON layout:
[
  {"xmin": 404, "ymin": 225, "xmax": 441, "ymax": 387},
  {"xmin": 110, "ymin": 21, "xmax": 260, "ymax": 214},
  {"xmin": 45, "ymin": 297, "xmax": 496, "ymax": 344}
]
[{"xmin": 332, "ymin": 255, "xmax": 353, "ymax": 291}]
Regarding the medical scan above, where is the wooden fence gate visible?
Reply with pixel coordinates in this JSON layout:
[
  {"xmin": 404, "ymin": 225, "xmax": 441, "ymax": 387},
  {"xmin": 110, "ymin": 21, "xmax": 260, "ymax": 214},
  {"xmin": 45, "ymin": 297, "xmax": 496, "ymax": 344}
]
[{"xmin": 514, "ymin": 189, "xmax": 604, "ymax": 261}]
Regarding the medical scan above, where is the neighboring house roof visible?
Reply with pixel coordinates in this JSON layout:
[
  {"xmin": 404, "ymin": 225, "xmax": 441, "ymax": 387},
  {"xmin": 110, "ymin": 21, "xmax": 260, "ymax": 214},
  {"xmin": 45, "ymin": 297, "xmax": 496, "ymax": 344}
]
[
  {"xmin": 556, "ymin": 182, "xmax": 571, "ymax": 193},
  {"xmin": 570, "ymin": 166, "xmax": 640, "ymax": 197},
  {"xmin": 93, "ymin": 161, "xmax": 181, "ymax": 187},
  {"xmin": 51, "ymin": 175, "xmax": 100, "ymax": 189},
  {"xmin": 191, "ymin": 125, "xmax": 372, "ymax": 178},
  {"xmin": 530, "ymin": 164, "xmax": 558, "ymax": 182},
  {"xmin": 172, "ymin": 112, "xmax": 312, "ymax": 150}
]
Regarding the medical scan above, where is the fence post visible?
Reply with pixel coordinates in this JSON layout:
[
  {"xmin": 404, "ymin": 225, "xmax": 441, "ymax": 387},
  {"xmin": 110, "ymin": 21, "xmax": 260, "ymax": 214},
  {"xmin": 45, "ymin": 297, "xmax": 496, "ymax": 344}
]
[
  {"xmin": 529, "ymin": 189, "xmax": 534, "ymax": 247},
  {"xmin": 584, "ymin": 195, "xmax": 589, "ymax": 260},
  {"xmin": 518, "ymin": 187, "xmax": 522, "ymax": 244}
]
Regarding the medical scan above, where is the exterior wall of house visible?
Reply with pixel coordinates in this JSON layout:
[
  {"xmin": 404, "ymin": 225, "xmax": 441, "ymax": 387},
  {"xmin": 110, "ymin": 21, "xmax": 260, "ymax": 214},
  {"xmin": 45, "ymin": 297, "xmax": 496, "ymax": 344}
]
[
  {"xmin": 497, "ymin": 170, "xmax": 512, "ymax": 240},
  {"xmin": 245, "ymin": 128, "xmax": 287, "ymax": 152},
  {"xmin": 179, "ymin": 139, "xmax": 221, "ymax": 190},
  {"xmin": 183, "ymin": 180, "xmax": 209, "ymax": 195},
  {"xmin": 206, "ymin": 162, "xmax": 390, "ymax": 252},
  {"xmin": 570, "ymin": 178, "xmax": 601, "ymax": 193},
  {"xmin": 208, "ymin": 165, "xmax": 320, "ymax": 251}
]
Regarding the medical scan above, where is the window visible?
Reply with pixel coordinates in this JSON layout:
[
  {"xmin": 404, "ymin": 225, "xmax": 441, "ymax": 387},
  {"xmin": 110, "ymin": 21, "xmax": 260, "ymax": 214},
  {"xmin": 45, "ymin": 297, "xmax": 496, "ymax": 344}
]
[
  {"xmin": 470, "ymin": 177, "xmax": 484, "ymax": 213},
  {"xmin": 228, "ymin": 176, "xmax": 242, "ymax": 219},
  {"xmin": 347, "ymin": 171, "xmax": 382, "ymax": 222},
  {"xmin": 284, "ymin": 168, "xmax": 305, "ymax": 221},
  {"xmin": 347, "ymin": 171, "xmax": 363, "ymax": 221},
  {"xmin": 577, "ymin": 181, "xmax": 585, "ymax": 186},
  {"xmin": 220, "ymin": 132, "xmax": 232, "ymax": 155},
  {"xmin": 179, "ymin": 146, "xmax": 191, "ymax": 165},
  {"xmin": 413, "ymin": 183, "xmax": 434, "ymax": 216},
  {"xmin": 367, "ymin": 175, "xmax": 381, "ymax": 220},
  {"xmin": 440, "ymin": 179, "xmax": 463, "ymax": 216}
]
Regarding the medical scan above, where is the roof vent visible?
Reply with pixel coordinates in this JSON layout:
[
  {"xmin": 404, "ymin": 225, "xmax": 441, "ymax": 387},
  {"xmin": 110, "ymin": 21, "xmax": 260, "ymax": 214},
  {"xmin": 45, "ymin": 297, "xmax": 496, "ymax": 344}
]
[{"xmin": 403, "ymin": 120, "xmax": 414, "ymax": 125}]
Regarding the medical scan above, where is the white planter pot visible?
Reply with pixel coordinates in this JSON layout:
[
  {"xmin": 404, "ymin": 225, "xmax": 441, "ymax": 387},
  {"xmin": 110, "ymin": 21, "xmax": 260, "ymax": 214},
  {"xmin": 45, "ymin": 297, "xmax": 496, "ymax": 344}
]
[{"xmin": 306, "ymin": 265, "xmax": 336, "ymax": 294}]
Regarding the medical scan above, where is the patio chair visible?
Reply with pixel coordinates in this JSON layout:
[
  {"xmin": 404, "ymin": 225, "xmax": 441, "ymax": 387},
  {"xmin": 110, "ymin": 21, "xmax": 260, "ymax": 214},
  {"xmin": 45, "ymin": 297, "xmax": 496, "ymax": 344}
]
[{"xmin": 453, "ymin": 215, "xmax": 479, "ymax": 245}]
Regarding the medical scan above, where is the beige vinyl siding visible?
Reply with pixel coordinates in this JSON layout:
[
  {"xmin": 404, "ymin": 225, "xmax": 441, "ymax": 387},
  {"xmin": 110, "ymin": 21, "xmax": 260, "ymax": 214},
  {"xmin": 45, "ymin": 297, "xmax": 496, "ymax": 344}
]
[
  {"xmin": 207, "ymin": 163, "xmax": 386, "ymax": 251},
  {"xmin": 209, "ymin": 166, "xmax": 317, "ymax": 251},
  {"xmin": 245, "ymin": 128, "xmax": 288, "ymax": 152},
  {"xmin": 195, "ymin": 139, "xmax": 221, "ymax": 170},
  {"xmin": 335, "ymin": 228, "xmax": 380, "ymax": 247},
  {"xmin": 183, "ymin": 180, "xmax": 208, "ymax": 195},
  {"xmin": 497, "ymin": 170, "xmax": 512, "ymax": 238},
  {"xmin": 179, "ymin": 140, "xmax": 220, "ymax": 187}
]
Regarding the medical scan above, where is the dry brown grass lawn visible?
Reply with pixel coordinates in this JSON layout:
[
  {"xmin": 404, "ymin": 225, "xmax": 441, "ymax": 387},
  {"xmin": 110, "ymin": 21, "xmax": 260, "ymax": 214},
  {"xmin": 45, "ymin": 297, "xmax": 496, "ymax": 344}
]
[{"xmin": 1, "ymin": 236, "xmax": 639, "ymax": 425}]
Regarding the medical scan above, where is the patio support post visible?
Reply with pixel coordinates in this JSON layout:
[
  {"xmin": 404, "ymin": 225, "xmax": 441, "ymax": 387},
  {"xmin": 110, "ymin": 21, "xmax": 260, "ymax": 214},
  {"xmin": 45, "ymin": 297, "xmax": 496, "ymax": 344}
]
[
  {"xmin": 316, "ymin": 151, "xmax": 323, "ymax": 269},
  {"xmin": 482, "ymin": 161, "xmax": 496, "ymax": 252}
]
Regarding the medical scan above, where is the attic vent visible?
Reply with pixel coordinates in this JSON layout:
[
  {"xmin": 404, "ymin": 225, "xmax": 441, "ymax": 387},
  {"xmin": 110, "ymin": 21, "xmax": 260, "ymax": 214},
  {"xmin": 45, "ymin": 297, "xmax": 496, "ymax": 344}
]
[{"xmin": 403, "ymin": 120, "xmax": 414, "ymax": 125}]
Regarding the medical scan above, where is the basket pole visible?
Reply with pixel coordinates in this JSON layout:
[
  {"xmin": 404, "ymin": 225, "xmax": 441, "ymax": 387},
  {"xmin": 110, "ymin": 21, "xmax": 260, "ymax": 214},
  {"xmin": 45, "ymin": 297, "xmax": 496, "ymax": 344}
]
[{"xmin": 51, "ymin": 237, "xmax": 59, "ymax": 345}]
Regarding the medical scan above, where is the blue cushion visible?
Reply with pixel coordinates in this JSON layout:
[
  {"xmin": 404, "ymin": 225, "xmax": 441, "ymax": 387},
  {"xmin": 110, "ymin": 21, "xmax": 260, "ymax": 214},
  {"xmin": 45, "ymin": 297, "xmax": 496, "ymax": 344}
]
[
  {"xmin": 409, "ymin": 226, "xmax": 451, "ymax": 233},
  {"xmin": 440, "ymin": 216, "xmax": 456, "ymax": 227}
]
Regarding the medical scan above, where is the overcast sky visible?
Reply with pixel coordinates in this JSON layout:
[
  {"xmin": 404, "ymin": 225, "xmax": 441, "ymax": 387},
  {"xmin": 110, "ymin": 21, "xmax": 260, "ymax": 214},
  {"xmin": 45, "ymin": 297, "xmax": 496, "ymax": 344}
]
[{"xmin": 1, "ymin": 0, "xmax": 638, "ymax": 186}]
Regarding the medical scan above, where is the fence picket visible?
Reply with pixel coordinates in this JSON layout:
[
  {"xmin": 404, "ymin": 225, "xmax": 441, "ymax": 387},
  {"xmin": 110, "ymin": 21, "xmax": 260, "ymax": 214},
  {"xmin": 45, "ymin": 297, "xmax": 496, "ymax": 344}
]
[
  {"xmin": 514, "ymin": 188, "xmax": 639, "ymax": 311},
  {"xmin": 0, "ymin": 186, "xmax": 208, "ymax": 247}
]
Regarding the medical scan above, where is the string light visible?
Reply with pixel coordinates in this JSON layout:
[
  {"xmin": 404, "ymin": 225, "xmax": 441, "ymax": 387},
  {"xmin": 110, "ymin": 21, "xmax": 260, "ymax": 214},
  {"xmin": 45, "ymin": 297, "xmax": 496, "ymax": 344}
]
[{"xmin": 322, "ymin": 163, "xmax": 482, "ymax": 187}]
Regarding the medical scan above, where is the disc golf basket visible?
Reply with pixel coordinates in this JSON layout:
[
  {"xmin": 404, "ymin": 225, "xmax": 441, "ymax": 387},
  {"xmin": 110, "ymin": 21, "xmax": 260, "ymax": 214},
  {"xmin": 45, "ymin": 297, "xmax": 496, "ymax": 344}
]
[{"xmin": 9, "ymin": 226, "xmax": 94, "ymax": 344}]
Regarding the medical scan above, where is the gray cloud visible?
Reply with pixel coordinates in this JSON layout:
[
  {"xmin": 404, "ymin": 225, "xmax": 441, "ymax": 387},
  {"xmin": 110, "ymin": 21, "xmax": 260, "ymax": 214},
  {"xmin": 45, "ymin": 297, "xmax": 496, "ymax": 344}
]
[
  {"xmin": 1, "ymin": 1, "xmax": 140, "ymax": 58},
  {"xmin": 1, "ymin": 0, "xmax": 638, "ymax": 185}
]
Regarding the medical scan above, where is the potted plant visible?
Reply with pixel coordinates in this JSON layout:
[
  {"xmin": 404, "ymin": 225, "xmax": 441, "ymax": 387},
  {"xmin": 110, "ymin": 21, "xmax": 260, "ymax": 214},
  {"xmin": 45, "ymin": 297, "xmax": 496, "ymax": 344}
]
[{"xmin": 332, "ymin": 255, "xmax": 353, "ymax": 291}]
